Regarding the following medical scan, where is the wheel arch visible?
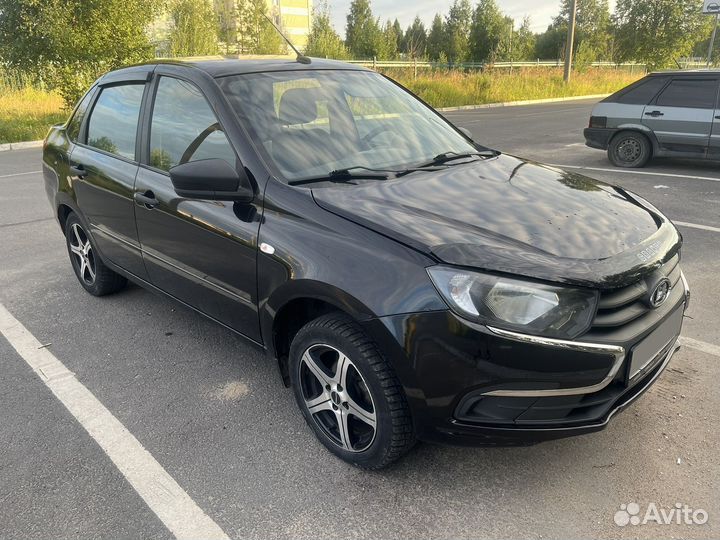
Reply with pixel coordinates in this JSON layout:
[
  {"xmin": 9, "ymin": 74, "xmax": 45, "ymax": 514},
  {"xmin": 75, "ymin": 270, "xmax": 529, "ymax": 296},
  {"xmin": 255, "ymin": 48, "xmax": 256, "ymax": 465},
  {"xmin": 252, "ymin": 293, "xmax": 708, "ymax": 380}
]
[
  {"xmin": 262, "ymin": 280, "xmax": 378, "ymax": 386},
  {"xmin": 612, "ymin": 125, "xmax": 659, "ymax": 154}
]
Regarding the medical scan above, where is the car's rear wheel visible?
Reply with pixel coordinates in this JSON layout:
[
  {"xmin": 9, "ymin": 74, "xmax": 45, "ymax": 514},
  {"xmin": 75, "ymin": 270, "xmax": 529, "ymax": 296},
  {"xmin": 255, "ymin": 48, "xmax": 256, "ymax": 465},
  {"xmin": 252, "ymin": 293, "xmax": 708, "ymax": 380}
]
[
  {"xmin": 289, "ymin": 313, "xmax": 415, "ymax": 469},
  {"xmin": 608, "ymin": 131, "xmax": 652, "ymax": 168},
  {"xmin": 65, "ymin": 213, "xmax": 127, "ymax": 296}
]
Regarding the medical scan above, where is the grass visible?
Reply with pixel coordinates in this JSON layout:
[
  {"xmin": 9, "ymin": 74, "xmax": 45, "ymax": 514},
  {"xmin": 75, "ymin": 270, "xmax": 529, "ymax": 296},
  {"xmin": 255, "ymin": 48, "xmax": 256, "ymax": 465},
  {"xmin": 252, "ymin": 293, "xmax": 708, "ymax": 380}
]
[
  {"xmin": 0, "ymin": 72, "xmax": 68, "ymax": 144},
  {"xmin": 384, "ymin": 67, "xmax": 643, "ymax": 109},
  {"xmin": 0, "ymin": 66, "xmax": 642, "ymax": 144}
]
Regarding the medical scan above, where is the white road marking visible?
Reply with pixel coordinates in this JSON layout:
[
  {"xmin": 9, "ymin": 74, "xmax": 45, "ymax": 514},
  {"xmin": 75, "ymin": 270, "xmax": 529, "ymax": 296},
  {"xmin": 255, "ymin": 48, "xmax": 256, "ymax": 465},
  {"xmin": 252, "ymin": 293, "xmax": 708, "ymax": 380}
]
[
  {"xmin": 0, "ymin": 170, "xmax": 42, "ymax": 179},
  {"xmin": 0, "ymin": 302, "xmax": 230, "ymax": 540},
  {"xmin": 680, "ymin": 336, "xmax": 720, "ymax": 358},
  {"xmin": 674, "ymin": 221, "xmax": 720, "ymax": 234},
  {"xmin": 549, "ymin": 164, "xmax": 720, "ymax": 183}
]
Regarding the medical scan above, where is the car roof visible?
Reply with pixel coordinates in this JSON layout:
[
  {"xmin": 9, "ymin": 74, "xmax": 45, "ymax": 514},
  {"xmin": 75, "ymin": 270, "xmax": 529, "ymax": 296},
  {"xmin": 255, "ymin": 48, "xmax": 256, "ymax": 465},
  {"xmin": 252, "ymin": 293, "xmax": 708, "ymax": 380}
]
[
  {"xmin": 98, "ymin": 57, "xmax": 369, "ymax": 83},
  {"xmin": 647, "ymin": 69, "xmax": 720, "ymax": 77}
]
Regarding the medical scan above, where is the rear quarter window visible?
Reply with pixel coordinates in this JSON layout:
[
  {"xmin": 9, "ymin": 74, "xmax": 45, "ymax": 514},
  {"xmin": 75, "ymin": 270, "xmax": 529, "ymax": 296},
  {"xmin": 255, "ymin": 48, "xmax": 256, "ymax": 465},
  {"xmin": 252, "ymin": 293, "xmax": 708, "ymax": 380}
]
[
  {"xmin": 609, "ymin": 76, "xmax": 668, "ymax": 105},
  {"xmin": 66, "ymin": 90, "xmax": 95, "ymax": 142}
]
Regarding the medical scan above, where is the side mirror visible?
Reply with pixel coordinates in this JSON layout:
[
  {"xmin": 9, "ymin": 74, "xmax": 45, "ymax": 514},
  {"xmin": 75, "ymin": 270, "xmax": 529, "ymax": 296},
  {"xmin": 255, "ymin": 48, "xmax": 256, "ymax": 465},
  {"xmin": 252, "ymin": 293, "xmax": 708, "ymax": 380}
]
[
  {"xmin": 169, "ymin": 159, "xmax": 254, "ymax": 202},
  {"xmin": 459, "ymin": 127, "xmax": 473, "ymax": 140}
]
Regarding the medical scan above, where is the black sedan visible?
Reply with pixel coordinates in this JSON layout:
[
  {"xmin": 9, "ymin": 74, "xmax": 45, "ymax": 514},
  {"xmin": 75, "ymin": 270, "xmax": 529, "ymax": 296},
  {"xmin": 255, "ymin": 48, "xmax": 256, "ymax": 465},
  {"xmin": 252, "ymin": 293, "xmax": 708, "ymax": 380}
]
[{"xmin": 43, "ymin": 58, "xmax": 689, "ymax": 469}]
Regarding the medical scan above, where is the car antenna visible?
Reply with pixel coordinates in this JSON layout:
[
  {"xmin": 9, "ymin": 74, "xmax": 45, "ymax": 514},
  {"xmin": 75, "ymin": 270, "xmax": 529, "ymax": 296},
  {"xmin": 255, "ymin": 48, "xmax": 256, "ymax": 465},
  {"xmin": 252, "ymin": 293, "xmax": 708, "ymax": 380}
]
[{"xmin": 262, "ymin": 13, "xmax": 312, "ymax": 65}]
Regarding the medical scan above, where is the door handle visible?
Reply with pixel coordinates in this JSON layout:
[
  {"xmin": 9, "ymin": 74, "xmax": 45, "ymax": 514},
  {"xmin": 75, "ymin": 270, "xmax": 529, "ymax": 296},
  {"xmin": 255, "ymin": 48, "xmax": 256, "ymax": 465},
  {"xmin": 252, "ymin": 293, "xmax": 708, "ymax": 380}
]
[
  {"xmin": 715, "ymin": 115, "xmax": 720, "ymax": 120},
  {"xmin": 69, "ymin": 164, "xmax": 87, "ymax": 178},
  {"xmin": 134, "ymin": 190, "xmax": 159, "ymax": 209},
  {"xmin": 644, "ymin": 111, "xmax": 664, "ymax": 117}
]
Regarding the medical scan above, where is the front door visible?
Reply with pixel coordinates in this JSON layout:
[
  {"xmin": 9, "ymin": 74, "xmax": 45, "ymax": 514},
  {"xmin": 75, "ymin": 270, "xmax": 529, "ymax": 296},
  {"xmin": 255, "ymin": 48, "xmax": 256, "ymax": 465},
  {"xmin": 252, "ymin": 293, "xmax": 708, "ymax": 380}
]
[
  {"xmin": 134, "ymin": 74, "xmax": 262, "ymax": 342},
  {"xmin": 642, "ymin": 77, "xmax": 718, "ymax": 156},
  {"xmin": 70, "ymin": 82, "xmax": 148, "ymax": 279}
]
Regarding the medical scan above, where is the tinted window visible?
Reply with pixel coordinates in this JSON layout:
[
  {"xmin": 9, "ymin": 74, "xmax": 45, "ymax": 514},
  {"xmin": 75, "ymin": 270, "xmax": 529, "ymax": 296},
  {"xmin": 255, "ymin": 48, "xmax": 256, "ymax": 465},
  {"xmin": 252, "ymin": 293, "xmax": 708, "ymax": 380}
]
[
  {"xmin": 615, "ymin": 77, "xmax": 668, "ymax": 105},
  {"xmin": 655, "ymin": 79, "xmax": 719, "ymax": 109},
  {"xmin": 67, "ymin": 89, "xmax": 95, "ymax": 142},
  {"xmin": 86, "ymin": 84, "xmax": 144, "ymax": 159},
  {"xmin": 149, "ymin": 77, "xmax": 236, "ymax": 172}
]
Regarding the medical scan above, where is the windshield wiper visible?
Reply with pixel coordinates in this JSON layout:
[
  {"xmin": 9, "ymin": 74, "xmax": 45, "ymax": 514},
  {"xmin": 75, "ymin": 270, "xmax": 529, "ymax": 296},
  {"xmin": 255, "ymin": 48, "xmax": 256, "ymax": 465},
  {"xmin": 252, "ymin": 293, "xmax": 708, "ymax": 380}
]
[
  {"xmin": 288, "ymin": 166, "xmax": 393, "ymax": 186},
  {"xmin": 288, "ymin": 164, "xmax": 448, "ymax": 186},
  {"xmin": 416, "ymin": 150, "xmax": 499, "ymax": 169}
]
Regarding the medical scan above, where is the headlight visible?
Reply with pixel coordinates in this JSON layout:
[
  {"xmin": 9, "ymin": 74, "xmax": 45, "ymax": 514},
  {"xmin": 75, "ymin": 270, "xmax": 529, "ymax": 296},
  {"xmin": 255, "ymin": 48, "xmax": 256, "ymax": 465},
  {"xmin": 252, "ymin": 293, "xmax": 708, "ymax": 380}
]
[{"xmin": 427, "ymin": 266, "xmax": 598, "ymax": 339}]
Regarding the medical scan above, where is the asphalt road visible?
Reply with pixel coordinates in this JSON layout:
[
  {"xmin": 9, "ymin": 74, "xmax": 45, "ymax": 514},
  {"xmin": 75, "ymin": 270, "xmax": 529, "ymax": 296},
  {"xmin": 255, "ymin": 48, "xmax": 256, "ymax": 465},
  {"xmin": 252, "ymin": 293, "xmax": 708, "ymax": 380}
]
[{"xmin": 1, "ymin": 99, "xmax": 719, "ymax": 539}]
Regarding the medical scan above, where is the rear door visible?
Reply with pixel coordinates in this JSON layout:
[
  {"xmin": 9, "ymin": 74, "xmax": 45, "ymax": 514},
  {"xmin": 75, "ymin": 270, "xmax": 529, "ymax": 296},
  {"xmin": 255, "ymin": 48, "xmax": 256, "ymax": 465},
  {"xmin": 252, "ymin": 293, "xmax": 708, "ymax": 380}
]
[
  {"xmin": 70, "ymin": 78, "xmax": 150, "ymax": 279},
  {"xmin": 642, "ymin": 77, "xmax": 718, "ymax": 157}
]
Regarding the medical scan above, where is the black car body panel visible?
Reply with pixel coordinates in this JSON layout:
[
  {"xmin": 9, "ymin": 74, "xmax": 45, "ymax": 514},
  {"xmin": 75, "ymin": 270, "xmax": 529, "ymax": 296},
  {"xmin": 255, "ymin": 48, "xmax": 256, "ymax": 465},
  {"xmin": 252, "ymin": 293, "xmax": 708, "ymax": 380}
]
[
  {"xmin": 42, "ymin": 59, "xmax": 689, "ymax": 449},
  {"xmin": 313, "ymin": 154, "xmax": 681, "ymax": 289}
]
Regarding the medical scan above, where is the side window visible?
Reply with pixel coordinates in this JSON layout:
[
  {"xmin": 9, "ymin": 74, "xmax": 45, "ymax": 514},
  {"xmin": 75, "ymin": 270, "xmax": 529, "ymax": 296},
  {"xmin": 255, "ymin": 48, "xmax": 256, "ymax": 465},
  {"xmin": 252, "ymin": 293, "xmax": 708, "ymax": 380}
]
[
  {"xmin": 615, "ymin": 77, "xmax": 668, "ymax": 105},
  {"xmin": 67, "ymin": 89, "xmax": 95, "ymax": 142},
  {"xmin": 655, "ymin": 79, "xmax": 719, "ymax": 109},
  {"xmin": 86, "ymin": 84, "xmax": 145, "ymax": 159},
  {"xmin": 149, "ymin": 77, "xmax": 236, "ymax": 172}
]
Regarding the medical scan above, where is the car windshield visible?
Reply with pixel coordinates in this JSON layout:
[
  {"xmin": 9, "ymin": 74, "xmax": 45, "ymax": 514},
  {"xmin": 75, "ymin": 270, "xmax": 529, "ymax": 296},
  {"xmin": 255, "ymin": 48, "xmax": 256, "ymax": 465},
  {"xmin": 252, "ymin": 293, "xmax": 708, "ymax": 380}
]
[{"xmin": 218, "ymin": 69, "xmax": 478, "ymax": 182}]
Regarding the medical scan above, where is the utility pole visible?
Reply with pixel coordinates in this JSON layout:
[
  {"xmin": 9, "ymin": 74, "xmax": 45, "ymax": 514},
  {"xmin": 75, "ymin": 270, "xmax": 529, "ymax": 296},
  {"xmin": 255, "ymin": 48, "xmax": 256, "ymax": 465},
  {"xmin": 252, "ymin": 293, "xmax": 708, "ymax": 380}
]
[
  {"xmin": 708, "ymin": 13, "xmax": 719, "ymax": 67},
  {"xmin": 564, "ymin": 0, "xmax": 577, "ymax": 83}
]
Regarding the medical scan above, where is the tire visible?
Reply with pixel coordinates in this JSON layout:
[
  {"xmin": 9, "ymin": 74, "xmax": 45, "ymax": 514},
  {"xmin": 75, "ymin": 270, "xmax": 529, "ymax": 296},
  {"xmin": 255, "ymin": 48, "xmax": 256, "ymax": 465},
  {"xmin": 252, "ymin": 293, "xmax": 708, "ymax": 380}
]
[
  {"xmin": 289, "ymin": 313, "xmax": 415, "ymax": 469},
  {"xmin": 608, "ymin": 131, "xmax": 652, "ymax": 168},
  {"xmin": 65, "ymin": 213, "xmax": 127, "ymax": 296}
]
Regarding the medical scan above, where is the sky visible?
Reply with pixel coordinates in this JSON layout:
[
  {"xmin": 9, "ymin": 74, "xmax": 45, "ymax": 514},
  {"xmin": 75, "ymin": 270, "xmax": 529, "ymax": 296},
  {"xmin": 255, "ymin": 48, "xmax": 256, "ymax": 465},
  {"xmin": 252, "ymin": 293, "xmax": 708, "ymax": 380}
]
[{"xmin": 329, "ymin": 0, "xmax": 618, "ymax": 36}]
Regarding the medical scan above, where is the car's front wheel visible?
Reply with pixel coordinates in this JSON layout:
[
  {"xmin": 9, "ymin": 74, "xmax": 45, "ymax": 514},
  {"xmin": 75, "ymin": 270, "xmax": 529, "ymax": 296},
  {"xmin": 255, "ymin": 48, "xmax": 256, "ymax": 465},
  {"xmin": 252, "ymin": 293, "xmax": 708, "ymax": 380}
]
[
  {"xmin": 289, "ymin": 313, "xmax": 415, "ymax": 469},
  {"xmin": 608, "ymin": 131, "xmax": 652, "ymax": 168},
  {"xmin": 65, "ymin": 213, "xmax": 127, "ymax": 296}
]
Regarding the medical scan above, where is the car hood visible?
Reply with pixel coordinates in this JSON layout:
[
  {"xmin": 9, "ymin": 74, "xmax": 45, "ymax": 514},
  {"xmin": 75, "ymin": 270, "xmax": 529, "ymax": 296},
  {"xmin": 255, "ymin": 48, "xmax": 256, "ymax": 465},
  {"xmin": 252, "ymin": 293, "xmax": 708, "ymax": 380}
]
[{"xmin": 312, "ymin": 154, "xmax": 681, "ymax": 289}]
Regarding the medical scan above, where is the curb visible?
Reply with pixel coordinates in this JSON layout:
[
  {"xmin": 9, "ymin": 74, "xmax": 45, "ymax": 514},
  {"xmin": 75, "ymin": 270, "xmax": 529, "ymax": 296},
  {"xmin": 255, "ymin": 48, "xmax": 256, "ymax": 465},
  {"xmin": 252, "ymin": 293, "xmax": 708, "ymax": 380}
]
[
  {"xmin": 437, "ymin": 93, "xmax": 609, "ymax": 112},
  {"xmin": 0, "ymin": 140, "xmax": 43, "ymax": 152},
  {"xmin": 0, "ymin": 93, "xmax": 608, "ymax": 150}
]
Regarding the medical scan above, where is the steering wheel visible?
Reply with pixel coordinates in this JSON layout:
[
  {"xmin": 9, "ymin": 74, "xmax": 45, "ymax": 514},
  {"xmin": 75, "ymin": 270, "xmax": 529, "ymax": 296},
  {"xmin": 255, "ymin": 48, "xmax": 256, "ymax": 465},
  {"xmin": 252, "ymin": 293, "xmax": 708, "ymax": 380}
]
[
  {"xmin": 179, "ymin": 122, "xmax": 222, "ymax": 164},
  {"xmin": 362, "ymin": 126, "xmax": 397, "ymax": 147}
]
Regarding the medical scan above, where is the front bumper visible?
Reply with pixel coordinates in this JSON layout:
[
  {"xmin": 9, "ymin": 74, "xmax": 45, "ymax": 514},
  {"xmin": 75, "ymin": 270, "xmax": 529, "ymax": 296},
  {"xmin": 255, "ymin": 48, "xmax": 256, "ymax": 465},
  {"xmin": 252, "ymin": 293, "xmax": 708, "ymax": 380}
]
[
  {"xmin": 584, "ymin": 127, "xmax": 615, "ymax": 150},
  {"xmin": 363, "ymin": 274, "xmax": 689, "ymax": 446}
]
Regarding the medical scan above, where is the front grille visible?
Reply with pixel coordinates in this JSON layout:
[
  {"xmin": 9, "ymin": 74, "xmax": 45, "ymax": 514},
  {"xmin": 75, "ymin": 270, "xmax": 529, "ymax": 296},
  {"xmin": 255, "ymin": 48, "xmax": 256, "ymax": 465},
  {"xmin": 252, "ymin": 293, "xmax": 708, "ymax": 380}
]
[{"xmin": 593, "ymin": 254, "xmax": 681, "ymax": 330}]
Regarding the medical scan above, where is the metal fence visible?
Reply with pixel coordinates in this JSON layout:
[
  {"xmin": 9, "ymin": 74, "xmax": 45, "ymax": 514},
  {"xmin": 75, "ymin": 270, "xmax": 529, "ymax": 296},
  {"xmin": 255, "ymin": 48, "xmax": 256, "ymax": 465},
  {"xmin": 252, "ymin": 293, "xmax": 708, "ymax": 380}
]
[{"xmin": 345, "ymin": 59, "xmax": 710, "ymax": 71}]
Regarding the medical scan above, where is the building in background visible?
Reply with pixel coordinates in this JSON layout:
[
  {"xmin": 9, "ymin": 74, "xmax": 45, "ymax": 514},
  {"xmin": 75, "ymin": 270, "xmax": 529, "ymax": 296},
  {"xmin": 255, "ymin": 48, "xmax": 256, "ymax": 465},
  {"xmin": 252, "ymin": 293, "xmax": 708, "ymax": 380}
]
[{"xmin": 268, "ymin": 0, "xmax": 313, "ymax": 50}]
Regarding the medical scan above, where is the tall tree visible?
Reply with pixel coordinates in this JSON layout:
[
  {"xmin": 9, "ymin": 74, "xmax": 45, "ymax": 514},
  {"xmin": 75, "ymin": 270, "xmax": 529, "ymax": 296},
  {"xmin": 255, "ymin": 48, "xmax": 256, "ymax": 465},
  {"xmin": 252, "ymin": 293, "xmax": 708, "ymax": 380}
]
[
  {"xmin": 445, "ymin": 0, "xmax": 473, "ymax": 63},
  {"xmin": 403, "ymin": 16, "xmax": 427, "ymax": 58},
  {"xmin": 511, "ymin": 17, "xmax": 537, "ymax": 61},
  {"xmin": 469, "ymin": 0, "xmax": 508, "ymax": 62},
  {"xmin": 169, "ymin": 0, "xmax": 219, "ymax": 57},
  {"xmin": 216, "ymin": 0, "xmax": 237, "ymax": 54},
  {"xmin": 392, "ymin": 18, "xmax": 404, "ymax": 53},
  {"xmin": 345, "ymin": 0, "xmax": 382, "ymax": 59},
  {"xmin": 305, "ymin": 1, "xmax": 349, "ymax": 59},
  {"xmin": 379, "ymin": 19, "xmax": 399, "ymax": 59},
  {"xmin": 426, "ymin": 14, "xmax": 446, "ymax": 61},
  {"xmin": 0, "ymin": 0, "xmax": 161, "ymax": 106},
  {"xmin": 537, "ymin": 0, "xmax": 611, "ymax": 61},
  {"xmin": 614, "ymin": 0, "xmax": 705, "ymax": 69},
  {"xmin": 236, "ymin": 0, "xmax": 285, "ymax": 55}
]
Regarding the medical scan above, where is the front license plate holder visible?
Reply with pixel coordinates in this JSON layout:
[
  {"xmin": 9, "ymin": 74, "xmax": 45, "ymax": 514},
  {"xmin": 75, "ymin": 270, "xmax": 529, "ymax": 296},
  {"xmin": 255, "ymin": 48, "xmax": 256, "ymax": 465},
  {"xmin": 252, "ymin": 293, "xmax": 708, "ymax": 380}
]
[{"xmin": 628, "ymin": 307, "xmax": 683, "ymax": 381}]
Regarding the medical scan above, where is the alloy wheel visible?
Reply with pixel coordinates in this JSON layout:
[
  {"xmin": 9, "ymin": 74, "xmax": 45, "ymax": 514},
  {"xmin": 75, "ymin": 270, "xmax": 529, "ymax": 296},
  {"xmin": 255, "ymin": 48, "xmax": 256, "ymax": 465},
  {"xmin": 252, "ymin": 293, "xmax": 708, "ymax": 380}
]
[
  {"xmin": 69, "ymin": 223, "xmax": 96, "ymax": 285},
  {"xmin": 298, "ymin": 343, "xmax": 377, "ymax": 452}
]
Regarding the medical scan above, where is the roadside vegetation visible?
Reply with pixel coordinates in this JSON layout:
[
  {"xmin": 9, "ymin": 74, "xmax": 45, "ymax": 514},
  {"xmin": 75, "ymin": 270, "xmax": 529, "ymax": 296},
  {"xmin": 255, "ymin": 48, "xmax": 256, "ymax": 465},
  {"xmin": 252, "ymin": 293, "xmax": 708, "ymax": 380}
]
[
  {"xmin": 0, "ymin": 72, "xmax": 67, "ymax": 144},
  {"xmin": 388, "ymin": 67, "xmax": 641, "ymax": 109}
]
